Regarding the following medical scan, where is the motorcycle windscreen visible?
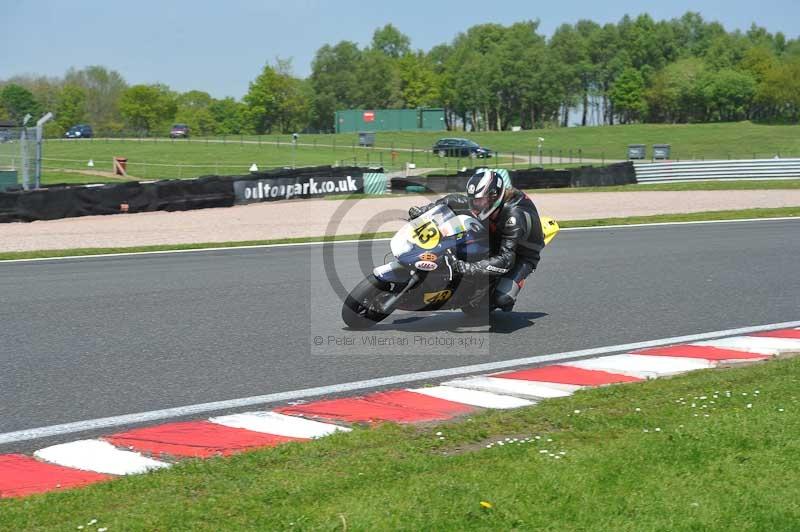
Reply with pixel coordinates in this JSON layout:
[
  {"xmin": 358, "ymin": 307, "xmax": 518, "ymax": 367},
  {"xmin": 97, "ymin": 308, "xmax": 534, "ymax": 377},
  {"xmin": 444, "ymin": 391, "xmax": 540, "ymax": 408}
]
[{"xmin": 397, "ymin": 205, "xmax": 459, "ymax": 255}]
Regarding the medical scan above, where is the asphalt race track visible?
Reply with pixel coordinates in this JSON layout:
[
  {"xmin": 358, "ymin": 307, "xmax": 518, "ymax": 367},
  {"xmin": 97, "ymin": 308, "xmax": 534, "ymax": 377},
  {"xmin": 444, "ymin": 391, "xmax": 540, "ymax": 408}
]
[{"xmin": 2, "ymin": 219, "xmax": 798, "ymax": 449}]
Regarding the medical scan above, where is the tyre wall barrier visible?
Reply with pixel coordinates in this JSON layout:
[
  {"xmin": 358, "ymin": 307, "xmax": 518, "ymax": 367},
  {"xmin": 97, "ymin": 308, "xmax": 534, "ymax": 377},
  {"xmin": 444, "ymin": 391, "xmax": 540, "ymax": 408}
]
[
  {"xmin": 0, "ymin": 166, "xmax": 381, "ymax": 223},
  {"xmin": 391, "ymin": 162, "xmax": 635, "ymax": 193}
]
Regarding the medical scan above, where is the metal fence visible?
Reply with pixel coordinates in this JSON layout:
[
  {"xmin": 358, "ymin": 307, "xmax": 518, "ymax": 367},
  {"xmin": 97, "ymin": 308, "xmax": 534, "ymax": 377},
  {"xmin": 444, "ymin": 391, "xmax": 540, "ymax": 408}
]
[
  {"xmin": 0, "ymin": 127, "xmax": 37, "ymax": 190},
  {"xmin": 634, "ymin": 158, "xmax": 800, "ymax": 183}
]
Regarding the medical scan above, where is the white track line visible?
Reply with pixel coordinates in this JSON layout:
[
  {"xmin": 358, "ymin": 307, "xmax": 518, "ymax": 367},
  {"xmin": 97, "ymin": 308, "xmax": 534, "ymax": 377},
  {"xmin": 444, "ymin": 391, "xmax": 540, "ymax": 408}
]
[
  {"xmin": 442, "ymin": 376, "xmax": 576, "ymax": 399},
  {"xmin": 209, "ymin": 412, "xmax": 349, "ymax": 439},
  {"xmin": 693, "ymin": 336, "xmax": 800, "ymax": 355},
  {"xmin": 1, "ymin": 320, "xmax": 799, "ymax": 446},
  {"xmin": 409, "ymin": 385, "xmax": 535, "ymax": 409},
  {"xmin": 34, "ymin": 439, "xmax": 169, "ymax": 475},
  {"xmin": 2, "ymin": 217, "xmax": 797, "ymax": 264},
  {"xmin": 565, "ymin": 354, "xmax": 713, "ymax": 378}
]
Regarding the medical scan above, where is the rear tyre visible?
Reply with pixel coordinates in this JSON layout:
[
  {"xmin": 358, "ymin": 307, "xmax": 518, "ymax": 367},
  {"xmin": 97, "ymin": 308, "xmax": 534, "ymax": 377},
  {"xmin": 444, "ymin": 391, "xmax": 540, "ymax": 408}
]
[
  {"xmin": 438, "ymin": 150, "xmax": 446, "ymax": 158},
  {"xmin": 342, "ymin": 275, "xmax": 393, "ymax": 330}
]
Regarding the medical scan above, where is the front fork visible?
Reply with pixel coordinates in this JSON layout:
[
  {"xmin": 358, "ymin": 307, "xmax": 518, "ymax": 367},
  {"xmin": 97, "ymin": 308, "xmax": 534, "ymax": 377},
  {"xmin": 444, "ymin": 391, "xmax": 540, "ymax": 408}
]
[
  {"xmin": 374, "ymin": 271, "xmax": 422, "ymax": 314},
  {"xmin": 373, "ymin": 261, "xmax": 437, "ymax": 314},
  {"xmin": 373, "ymin": 261, "xmax": 413, "ymax": 284}
]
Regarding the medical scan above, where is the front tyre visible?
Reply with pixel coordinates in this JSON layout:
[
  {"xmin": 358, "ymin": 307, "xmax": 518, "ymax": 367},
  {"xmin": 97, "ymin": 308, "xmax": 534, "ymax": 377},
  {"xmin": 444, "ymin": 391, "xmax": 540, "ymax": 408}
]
[{"xmin": 341, "ymin": 274, "xmax": 393, "ymax": 329}]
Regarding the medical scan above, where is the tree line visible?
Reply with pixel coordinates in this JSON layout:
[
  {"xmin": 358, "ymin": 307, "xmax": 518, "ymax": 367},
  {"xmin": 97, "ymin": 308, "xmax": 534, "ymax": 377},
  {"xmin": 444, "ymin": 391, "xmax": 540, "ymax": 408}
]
[{"xmin": 2, "ymin": 12, "xmax": 799, "ymax": 136}]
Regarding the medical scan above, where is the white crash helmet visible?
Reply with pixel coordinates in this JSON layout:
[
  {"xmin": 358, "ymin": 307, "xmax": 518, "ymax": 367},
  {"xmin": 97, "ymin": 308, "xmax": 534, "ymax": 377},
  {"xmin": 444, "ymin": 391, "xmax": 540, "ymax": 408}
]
[{"xmin": 466, "ymin": 169, "xmax": 504, "ymax": 220}]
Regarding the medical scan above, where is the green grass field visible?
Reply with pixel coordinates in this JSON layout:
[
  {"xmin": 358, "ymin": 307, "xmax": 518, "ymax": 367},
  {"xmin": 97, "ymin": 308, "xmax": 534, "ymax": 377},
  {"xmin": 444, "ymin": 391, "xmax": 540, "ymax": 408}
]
[
  {"xmin": 29, "ymin": 121, "xmax": 800, "ymax": 184},
  {"xmin": 2, "ymin": 353, "xmax": 799, "ymax": 530},
  {"xmin": 337, "ymin": 121, "xmax": 800, "ymax": 160},
  {"xmin": 202, "ymin": 121, "xmax": 800, "ymax": 161}
]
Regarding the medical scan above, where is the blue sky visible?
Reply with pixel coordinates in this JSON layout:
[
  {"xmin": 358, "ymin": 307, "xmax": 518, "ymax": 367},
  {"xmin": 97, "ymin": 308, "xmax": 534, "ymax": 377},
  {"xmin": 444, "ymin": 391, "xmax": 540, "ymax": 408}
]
[{"xmin": 3, "ymin": 0, "xmax": 799, "ymax": 99}]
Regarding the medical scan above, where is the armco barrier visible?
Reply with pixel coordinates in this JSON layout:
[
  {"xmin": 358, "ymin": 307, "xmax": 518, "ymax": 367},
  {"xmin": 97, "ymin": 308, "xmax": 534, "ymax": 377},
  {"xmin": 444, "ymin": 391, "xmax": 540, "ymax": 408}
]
[
  {"xmin": 391, "ymin": 162, "xmax": 635, "ymax": 193},
  {"xmin": 634, "ymin": 158, "xmax": 800, "ymax": 183},
  {"xmin": 0, "ymin": 166, "xmax": 381, "ymax": 223}
]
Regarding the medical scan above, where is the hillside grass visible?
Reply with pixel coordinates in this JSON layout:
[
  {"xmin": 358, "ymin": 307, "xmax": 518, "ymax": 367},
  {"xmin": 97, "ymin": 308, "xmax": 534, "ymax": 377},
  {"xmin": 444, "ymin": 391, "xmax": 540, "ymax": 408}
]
[
  {"xmin": 37, "ymin": 137, "xmax": 459, "ymax": 182},
  {"xmin": 186, "ymin": 122, "xmax": 800, "ymax": 160},
  {"xmin": 338, "ymin": 121, "xmax": 800, "ymax": 160},
  {"xmin": 2, "ymin": 353, "xmax": 799, "ymax": 530},
  {"xmin": 227, "ymin": 121, "xmax": 800, "ymax": 160}
]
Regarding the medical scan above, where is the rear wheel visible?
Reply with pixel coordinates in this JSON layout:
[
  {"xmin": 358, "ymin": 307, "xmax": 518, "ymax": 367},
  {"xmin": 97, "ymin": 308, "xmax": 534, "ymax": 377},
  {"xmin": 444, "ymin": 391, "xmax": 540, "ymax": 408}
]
[
  {"xmin": 342, "ymin": 275, "xmax": 393, "ymax": 329},
  {"xmin": 438, "ymin": 149, "xmax": 446, "ymax": 158}
]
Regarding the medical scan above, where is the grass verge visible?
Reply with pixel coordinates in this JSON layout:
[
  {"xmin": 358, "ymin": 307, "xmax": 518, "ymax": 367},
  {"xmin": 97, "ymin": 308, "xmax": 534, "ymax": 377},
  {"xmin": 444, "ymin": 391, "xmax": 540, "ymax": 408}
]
[
  {"xmin": 1, "ymin": 207, "xmax": 798, "ymax": 261},
  {"xmin": 530, "ymin": 179, "xmax": 800, "ymax": 193},
  {"xmin": 2, "ymin": 354, "xmax": 799, "ymax": 530}
]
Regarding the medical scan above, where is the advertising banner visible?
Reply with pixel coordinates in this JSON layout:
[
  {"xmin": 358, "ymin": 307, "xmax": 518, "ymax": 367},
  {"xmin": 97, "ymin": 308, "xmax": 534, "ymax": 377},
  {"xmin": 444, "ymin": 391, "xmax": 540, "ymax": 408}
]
[{"xmin": 233, "ymin": 172, "xmax": 364, "ymax": 204}]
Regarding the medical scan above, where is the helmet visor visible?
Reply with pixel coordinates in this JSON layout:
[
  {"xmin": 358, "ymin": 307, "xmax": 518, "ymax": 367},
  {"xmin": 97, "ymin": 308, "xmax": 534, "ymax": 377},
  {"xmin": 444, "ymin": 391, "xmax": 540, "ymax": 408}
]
[
  {"xmin": 469, "ymin": 194, "xmax": 498, "ymax": 219},
  {"xmin": 469, "ymin": 196, "xmax": 492, "ymax": 214}
]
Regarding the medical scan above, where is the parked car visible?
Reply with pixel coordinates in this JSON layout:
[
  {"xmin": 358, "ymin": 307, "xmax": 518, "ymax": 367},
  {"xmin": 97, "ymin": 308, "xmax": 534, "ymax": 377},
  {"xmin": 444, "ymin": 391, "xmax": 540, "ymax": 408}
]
[
  {"xmin": 170, "ymin": 124, "xmax": 190, "ymax": 138},
  {"xmin": 432, "ymin": 138, "xmax": 492, "ymax": 158},
  {"xmin": 65, "ymin": 124, "xmax": 93, "ymax": 139}
]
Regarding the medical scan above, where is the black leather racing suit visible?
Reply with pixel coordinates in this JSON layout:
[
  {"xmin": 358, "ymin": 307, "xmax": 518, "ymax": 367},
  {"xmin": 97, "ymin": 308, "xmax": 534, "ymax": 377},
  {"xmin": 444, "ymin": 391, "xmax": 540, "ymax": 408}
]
[{"xmin": 417, "ymin": 188, "xmax": 545, "ymax": 308}]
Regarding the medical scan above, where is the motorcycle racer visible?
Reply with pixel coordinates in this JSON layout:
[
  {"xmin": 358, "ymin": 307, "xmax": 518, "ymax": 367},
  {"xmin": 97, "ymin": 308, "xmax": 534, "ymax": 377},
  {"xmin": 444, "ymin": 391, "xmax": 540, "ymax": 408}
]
[{"xmin": 408, "ymin": 169, "xmax": 545, "ymax": 312}]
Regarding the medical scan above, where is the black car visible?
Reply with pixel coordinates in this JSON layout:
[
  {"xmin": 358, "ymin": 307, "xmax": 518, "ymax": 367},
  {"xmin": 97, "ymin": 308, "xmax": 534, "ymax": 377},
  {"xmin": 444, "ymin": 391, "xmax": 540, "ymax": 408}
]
[
  {"xmin": 170, "ymin": 124, "xmax": 190, "ymax": 138},
  {"xmin": 65, "ymin": 124, "xmax": 93, "ymax": 139},
  {"xmin": 432, "ymin": 138, "xmax": 492, "ymax": 158}
]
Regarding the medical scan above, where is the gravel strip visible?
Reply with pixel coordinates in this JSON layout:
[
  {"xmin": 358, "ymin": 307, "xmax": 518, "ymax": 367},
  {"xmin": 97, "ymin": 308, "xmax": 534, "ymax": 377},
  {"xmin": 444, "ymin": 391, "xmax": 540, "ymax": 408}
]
[{"xmin": 0, "ymin": 190, "xmax": 798, "ymax": 253}]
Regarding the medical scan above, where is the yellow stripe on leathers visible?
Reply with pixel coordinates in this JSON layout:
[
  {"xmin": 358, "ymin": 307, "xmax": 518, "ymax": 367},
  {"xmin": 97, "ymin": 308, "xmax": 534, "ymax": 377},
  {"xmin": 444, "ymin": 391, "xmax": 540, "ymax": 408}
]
[{"xmin": 540, "ymin": 216, "xmax": 560, "ymax": 246}]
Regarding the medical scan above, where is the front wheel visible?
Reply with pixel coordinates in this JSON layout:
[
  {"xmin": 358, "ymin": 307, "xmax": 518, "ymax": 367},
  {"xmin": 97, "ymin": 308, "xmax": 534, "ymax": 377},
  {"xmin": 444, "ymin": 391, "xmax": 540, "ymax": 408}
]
[{"xmin": 342, "ymin": 275, "xmax": 393, "ymax": 329}]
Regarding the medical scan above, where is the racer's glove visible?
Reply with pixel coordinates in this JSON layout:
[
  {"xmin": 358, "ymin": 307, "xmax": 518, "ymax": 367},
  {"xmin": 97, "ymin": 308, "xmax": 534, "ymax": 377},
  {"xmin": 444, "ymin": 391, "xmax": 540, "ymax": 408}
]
[
  {"xmin": 444, "ymin": 254, "xmax": 468, "ymax": 279},
  {"xmin": 408, "ymin": 206, "xmax": 425, "ymax": 219}
]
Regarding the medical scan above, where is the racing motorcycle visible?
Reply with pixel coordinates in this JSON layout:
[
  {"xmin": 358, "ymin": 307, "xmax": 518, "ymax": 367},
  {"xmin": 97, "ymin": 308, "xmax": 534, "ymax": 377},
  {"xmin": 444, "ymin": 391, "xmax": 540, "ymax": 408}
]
[{"xmin": 341, "ymin": 204, "xmax": 559, "ymax": 329}]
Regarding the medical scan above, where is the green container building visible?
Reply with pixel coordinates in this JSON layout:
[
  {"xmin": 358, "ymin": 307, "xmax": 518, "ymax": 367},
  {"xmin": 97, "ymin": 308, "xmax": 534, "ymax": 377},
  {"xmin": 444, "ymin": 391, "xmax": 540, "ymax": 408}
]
[
  {"xmin": 335, "ymin": 108, "xmax": 445, "ymax": 133},
  {"xmin": 0, "ymin": 170, "xmax": 17, "ymax": 191}
]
